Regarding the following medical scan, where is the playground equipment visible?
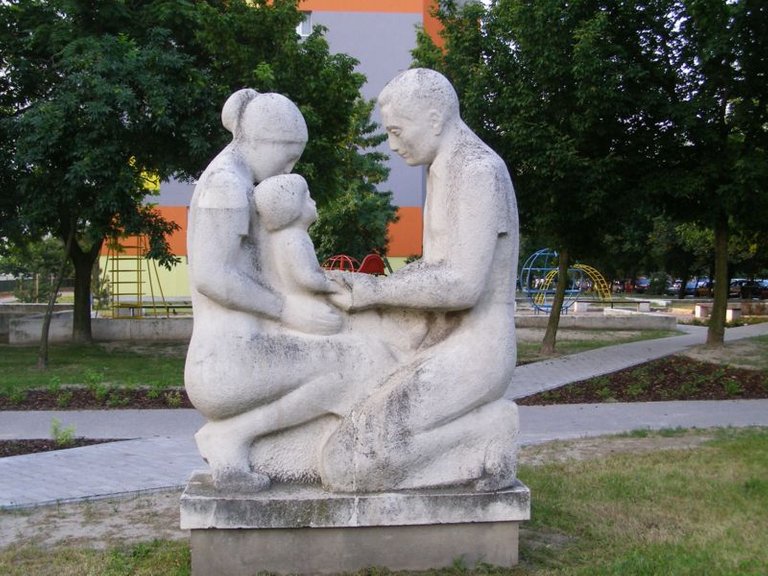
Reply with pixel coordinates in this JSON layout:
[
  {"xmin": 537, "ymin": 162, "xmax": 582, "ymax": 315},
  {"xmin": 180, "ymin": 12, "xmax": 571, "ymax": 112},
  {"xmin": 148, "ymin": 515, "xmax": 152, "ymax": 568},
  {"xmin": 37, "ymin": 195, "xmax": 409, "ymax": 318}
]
[
  {"xmin": 101, "ymin": 234, "xmax": 169, "ymax": 318},
  {"xmin": 519, "ymin": 248, "xmax": 611, "ymax": 312},
  {"xmin": 322, "ymin": 254, "xmax": 387, "ymax": 276}
]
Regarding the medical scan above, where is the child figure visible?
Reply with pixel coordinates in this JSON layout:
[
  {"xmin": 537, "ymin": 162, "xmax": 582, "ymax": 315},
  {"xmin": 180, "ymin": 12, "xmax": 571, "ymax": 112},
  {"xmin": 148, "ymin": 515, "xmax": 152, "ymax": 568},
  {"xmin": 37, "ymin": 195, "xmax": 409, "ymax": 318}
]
[{"xmin": 253, "ymin": 173, "xmax": 339, "ymax": 327}]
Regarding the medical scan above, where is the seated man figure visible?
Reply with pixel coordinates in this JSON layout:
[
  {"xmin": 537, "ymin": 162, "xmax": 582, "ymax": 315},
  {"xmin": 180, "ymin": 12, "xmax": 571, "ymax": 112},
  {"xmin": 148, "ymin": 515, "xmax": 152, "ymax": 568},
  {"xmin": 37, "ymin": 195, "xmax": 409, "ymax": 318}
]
[{"xmin": 321, "ymin": 69, "xmax": 521, "ymax": 492}]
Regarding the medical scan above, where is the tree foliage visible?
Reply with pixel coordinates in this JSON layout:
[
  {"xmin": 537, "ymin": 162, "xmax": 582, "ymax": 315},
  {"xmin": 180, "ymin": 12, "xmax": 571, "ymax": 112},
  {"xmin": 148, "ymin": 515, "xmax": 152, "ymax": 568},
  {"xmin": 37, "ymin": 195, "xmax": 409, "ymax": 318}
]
[
  {"xmin": 661, "ymin": 0, "xmax": 768, "ymax": 344},
  {"xmin": 415, "ymin": 0, "xmax": 682, "ymax": 351},
  {"xmin": 310, "ymin": 99, "xmax": 395, "ymax": 262},
  {"xmin": 0, "ymin": 236, "xmax": 73, "ymax": 303},
  {"xmin": 415, "ymin": 0, "xmax": 768, "ymax": 348},
  {"xmin": 0, "ymin": 0, "xmax": 394, "ymax": 341}
]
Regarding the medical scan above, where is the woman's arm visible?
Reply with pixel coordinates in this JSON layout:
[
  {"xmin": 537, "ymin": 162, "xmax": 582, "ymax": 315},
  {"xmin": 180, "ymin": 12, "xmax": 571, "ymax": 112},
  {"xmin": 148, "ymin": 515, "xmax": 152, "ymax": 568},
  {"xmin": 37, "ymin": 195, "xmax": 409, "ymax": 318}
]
[{"xmin": 191, "ymin": 205, "xmax": 283, "ymax": 319}]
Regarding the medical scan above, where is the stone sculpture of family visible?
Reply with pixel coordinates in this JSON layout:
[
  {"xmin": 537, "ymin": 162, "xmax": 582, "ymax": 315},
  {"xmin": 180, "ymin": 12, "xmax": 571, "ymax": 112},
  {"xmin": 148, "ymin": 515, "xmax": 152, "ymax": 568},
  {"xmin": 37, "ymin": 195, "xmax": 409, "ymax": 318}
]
[{"xmin": 185, "ymin": 68, "xmax": 520, "ymax": 494}]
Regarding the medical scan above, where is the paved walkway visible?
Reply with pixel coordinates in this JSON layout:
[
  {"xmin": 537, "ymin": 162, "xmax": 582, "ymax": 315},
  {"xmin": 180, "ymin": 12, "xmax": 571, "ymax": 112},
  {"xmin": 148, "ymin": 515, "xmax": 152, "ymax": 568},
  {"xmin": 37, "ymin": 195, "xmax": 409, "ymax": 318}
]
[{"xmin": 2, "ymin": 322, "xmax": 767, "ymax": 509}]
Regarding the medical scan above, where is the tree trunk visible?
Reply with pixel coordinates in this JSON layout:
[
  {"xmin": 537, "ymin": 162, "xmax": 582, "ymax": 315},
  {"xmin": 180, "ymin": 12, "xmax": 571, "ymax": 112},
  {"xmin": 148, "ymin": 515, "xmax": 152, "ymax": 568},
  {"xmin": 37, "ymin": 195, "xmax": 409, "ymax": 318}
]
[
  {"xmin": 38, "ymin": 228, "xmax": 76, "ymax": 369},
  {"xmin": 541, "ymin": 249, "xmax": 569, "ymax": 355},
  {"xmin": 69, "ymin": 239, "xmax": 103, "ymax": 344},
  {"xmin": 706, "ymin": 212, "xmax": 728, "ymax": 346},
  {"xmin": 677, "ymin": 273, "xmax": 689, "ymax": 300}
]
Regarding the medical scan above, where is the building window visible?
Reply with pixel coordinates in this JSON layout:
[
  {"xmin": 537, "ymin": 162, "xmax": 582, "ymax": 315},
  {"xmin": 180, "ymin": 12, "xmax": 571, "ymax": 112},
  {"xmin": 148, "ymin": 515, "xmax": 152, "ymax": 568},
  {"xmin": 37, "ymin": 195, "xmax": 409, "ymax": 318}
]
[{"xmin": 297, "ymin": 12, "xmax": 312, "ymax": 38}]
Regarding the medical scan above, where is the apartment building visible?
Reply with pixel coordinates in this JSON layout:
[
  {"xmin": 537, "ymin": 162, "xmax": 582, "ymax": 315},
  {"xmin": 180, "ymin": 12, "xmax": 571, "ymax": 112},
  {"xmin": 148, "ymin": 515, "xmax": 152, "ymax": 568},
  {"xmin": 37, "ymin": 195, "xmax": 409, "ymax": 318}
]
[{"xmin": 120, "ymin": 0, "xmax": 440, "ymax": 298}]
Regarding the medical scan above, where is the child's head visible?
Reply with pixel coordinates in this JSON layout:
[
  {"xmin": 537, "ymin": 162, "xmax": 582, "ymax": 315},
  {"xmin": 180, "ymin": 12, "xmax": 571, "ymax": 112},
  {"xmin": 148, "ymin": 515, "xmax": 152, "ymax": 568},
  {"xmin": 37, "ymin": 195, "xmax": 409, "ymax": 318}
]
[{"xmin": 254, "ymin": 174, "xmax": 314, "ymax": 231}]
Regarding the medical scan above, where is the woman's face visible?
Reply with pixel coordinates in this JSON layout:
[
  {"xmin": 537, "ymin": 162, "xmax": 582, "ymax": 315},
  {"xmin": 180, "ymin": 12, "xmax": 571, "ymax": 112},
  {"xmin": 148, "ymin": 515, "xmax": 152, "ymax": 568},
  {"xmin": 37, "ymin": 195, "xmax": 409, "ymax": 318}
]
[{"xmin": 243, "ymin": 139, "xmax": 306, "ymax": 183}]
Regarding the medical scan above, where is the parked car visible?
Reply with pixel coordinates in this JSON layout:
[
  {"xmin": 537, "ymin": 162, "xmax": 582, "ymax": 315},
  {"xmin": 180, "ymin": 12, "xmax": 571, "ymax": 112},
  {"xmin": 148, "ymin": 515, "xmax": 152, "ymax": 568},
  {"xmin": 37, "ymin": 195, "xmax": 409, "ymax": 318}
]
[
  {"xmin": 666, "ymin": 279, "xmax": 683, "ymax": 296},
  {"xmin": 678, "ymin": 277, "xmax": 712, "ymax": 297},
  {"xmin": 737, "ymin": 279, "xmax": 768, "ymax": 300},
  {"xmin": 729, "ymin": 279, "xmax": 748, "ymax": 298},
  {"xmin": 695, "ymin": 278, "xmax": 713, "ymax": 297},
  {"xmin": 634, "ymin": 277, "xmax": 650, "ymax": 293}
]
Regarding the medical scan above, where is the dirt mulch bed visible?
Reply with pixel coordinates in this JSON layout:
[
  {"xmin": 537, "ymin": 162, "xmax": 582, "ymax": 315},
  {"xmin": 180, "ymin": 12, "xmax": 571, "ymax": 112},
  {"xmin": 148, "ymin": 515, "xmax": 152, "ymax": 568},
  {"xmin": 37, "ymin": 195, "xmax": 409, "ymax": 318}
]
[
  {"xmin": 0, "ymin": 387, "xmax": 193, "ymax": 411},
  {"xmin": 519, "ymin": 355, "xmax": 768, "ymax": 405},
  {"xmin": 0, "ymin": 438, "xmax": 120, "ymax": 458}
]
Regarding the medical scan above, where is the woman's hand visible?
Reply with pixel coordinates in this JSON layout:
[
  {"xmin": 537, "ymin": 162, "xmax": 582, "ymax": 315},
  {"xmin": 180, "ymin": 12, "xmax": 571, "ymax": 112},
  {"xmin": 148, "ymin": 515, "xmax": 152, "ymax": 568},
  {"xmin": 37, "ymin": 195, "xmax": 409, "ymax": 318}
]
[{"xmin": 281, "ymin": 294, "xmax": 342, "ymax": 335}]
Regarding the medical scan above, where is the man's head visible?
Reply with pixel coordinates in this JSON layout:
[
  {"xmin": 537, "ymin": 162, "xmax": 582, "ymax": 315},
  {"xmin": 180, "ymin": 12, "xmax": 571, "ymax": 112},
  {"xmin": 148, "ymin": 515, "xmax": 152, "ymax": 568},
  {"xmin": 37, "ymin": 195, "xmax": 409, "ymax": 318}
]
[{"xmin": 378, "ymin": 69, "xmax": 460, "ymax": 166}]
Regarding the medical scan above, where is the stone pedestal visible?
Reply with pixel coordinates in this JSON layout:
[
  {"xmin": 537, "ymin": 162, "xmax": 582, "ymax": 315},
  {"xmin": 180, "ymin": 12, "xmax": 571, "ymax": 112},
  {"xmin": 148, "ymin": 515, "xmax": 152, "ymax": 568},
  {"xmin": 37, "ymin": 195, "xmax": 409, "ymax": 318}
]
[{"xmin": 180, "ymin": 471, "xmax": 531, "ymax": 575}]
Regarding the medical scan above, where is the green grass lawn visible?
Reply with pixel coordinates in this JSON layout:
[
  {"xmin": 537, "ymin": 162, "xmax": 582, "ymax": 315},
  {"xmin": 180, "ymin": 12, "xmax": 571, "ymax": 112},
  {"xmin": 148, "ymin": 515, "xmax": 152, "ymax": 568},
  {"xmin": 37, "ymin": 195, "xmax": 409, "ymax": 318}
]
[
  {"xmin": 0, "ymin": 330, "xmax": 678, "ymax": 396},
  {"xmin": 0, "ymin": 343, "xmax": 185, "ymax": 395},
  {"xmin": 2, "ymin": 428, "xmax": 765, "ymax": 575},
  {"xmin": 516, "ymin": 428, "xmax": 768, "ymax": 575},
  {"xmin": 516, "ymin": 330, "xmax": 680, "ymax": 365}
]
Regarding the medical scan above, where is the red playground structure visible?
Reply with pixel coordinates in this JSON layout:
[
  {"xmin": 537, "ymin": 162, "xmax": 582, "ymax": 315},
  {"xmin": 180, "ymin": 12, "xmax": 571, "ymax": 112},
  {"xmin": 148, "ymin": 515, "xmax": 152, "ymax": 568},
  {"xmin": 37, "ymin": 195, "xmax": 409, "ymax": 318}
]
[{"xmin": 322, "ymin": 253, "xmax": 387, "ymax": 276}]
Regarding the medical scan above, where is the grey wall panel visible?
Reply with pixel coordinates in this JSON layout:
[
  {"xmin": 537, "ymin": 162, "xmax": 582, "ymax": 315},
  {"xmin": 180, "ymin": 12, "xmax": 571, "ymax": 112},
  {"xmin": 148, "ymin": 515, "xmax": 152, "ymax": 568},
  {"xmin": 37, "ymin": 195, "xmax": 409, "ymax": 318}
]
[
  {"xmin": 313, "ymin": 12, "xmax": 425, "ymax": 208},
  {"xmin": 157, "ymin": 12, "xmax": 425, "ymax": 209},
  {"xmin": 312, "ymin": 12, "xmax": 421, "ymax": 100},
  {"xmin": 156, "ymin": 178, "xmax": 196, "ymax": 206}
]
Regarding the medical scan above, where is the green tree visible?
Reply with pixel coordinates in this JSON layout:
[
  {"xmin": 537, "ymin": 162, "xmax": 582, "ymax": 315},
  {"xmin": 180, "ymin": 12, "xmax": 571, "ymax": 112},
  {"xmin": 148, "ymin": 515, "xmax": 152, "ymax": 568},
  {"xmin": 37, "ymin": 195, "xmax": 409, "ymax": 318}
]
[
  {"xmin": 1, "ymin": 0, "xmax": 394, "ymax": 342},
  {"xmin": 191, "ymin": 1, "xmax": 398, "ymax": 261},
  {"xmin": 1, "ymin": 0, "xmax": 208, "ymax": 341},
  {"xmin": 645, "ymin": 216, "xmax": 709, "ymax": 298},
  {"xmin": 661, "ymin": 0, "xmax": 768, "ymax": 344},
  {"xmin": 310, "ymin": 99, "xmax": 396, "ymax": 262},
  {"xmin": 0, "ymin": 236, "xmax": 73, "ymax": 303},
  {"xmin": 414, "ymin": 0, "xmax": 680, "ymax": 353}
]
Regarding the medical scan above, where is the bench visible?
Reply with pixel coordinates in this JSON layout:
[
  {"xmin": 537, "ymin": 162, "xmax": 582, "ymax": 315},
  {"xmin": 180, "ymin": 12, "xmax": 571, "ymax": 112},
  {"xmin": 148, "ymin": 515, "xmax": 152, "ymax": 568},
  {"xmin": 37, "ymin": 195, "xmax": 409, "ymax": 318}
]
[
  {"xmin": 572, "ymin": 299, "xmax": 652, "ymax": 313},
  {"xmin": 694, "ymin": 303, "xmax": 741, "ymax": 322},
  {"xmin": 113, "ymin": 301, "xmax": 193, "ymax": 318}
]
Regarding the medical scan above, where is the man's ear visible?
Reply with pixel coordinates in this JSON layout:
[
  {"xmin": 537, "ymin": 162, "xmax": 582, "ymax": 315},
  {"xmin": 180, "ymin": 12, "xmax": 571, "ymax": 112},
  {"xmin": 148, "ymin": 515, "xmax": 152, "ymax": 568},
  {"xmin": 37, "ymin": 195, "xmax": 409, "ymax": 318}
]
[{"xmin": 428, "ymin": 109, "xmax": 444, "ymax": 135}]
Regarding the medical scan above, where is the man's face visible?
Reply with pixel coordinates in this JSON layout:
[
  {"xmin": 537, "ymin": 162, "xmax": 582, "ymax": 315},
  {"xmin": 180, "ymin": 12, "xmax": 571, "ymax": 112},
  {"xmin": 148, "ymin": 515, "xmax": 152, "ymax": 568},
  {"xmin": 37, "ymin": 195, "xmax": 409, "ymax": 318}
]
[{"xmin": 381, "ymin": 104, "xmax": 439, "ymax": 166}]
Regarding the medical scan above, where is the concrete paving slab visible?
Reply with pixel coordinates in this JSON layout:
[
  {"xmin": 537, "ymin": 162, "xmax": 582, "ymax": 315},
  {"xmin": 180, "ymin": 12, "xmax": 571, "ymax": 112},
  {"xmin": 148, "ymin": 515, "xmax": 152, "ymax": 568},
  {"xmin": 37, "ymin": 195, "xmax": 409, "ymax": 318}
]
[
  {"xmin": 0, "ymin": 436, "xmax": 204, "ymax": 509},
  {"xmin": 0, "ymin": 409, "xmax": 205, "ymax": 441},
  {"xmin": 519, "ymin": 399, "xmax": 768, "ymax": 445}
]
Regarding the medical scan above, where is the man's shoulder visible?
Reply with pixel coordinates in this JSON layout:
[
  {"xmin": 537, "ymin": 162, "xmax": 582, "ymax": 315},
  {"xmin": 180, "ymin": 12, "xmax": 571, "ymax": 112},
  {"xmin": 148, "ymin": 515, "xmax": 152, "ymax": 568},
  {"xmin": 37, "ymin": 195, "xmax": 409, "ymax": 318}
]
[
  {"xmin": 449, "ymin": 138, "xmax": 508, "ymax": 177},
  {"xmin": 450, "ymin": 153, "xmax": 512, "ymax": 195}
]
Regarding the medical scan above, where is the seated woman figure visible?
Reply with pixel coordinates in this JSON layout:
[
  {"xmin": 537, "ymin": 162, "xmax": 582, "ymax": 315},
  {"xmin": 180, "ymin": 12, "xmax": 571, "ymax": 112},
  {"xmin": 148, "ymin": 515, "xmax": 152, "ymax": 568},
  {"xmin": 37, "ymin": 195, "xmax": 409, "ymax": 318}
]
[{"xmin": 186, "ymin": 97, "xmax": 393, "ymax": 488}]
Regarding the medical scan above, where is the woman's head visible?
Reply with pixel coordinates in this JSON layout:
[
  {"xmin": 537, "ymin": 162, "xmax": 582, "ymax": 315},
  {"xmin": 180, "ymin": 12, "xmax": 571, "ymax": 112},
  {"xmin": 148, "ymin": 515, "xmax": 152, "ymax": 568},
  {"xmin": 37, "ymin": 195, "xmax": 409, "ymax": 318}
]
[
  {"xmin": 222, "ymin": 89, "xmax": 308, "ymax": 182},
  {"xmin": 254, "ymin": 174, "xmax": 314, "ymax": 231}
]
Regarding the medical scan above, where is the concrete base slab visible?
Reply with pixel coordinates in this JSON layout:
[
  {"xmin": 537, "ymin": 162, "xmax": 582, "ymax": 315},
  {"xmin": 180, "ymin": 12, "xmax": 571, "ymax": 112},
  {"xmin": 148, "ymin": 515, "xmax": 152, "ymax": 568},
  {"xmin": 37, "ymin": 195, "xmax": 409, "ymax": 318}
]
[{"xmin": 180, "ymin": 471, "xmax": 530, "ymax": 575}]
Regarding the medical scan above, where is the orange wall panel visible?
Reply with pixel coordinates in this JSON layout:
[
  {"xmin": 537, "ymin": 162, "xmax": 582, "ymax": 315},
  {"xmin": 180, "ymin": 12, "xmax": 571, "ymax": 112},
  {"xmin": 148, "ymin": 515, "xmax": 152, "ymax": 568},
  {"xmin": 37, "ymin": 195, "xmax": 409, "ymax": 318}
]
[
  {"xmin": 387, "ymin": 206, "xmax": 423, "ymax": 257},
  {"xmin": 299, "ymin": 0, "xmax": 422, "ymax": 12},
  {"xmin": 158, "ymin": 206, "xmax": 188, "ymax": 257},
  {"xmin": 100, "ymin": 206, "xmax": 188, "ymax": 257},
  {"xmin": 422, "ymin": 0, "xmax": 444, "ymax": 47}
]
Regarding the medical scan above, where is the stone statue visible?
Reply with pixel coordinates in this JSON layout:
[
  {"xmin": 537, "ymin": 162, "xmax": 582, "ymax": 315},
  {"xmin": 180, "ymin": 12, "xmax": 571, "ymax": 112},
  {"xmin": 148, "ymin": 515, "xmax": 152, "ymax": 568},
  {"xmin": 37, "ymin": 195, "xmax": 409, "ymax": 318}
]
[
  {"xmin": 185, "ymin": 91, "xmax": 389, "ymax": 489},
  {"xmin": 185, "ymin": 70, "xmax": 520, "ymax": 493}
]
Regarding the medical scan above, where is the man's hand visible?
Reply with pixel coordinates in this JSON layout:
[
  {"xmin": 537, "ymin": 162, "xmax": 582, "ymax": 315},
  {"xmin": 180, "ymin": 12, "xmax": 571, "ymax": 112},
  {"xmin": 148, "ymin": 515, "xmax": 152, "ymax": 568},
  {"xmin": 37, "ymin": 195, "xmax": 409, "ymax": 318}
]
[
  {"xmin": 326, "ymin": 271, "xmax": 354, "ymax": 311},
  {"xmin": 281, "ymin": 294, "xmax": 342, "ymax": 335}
]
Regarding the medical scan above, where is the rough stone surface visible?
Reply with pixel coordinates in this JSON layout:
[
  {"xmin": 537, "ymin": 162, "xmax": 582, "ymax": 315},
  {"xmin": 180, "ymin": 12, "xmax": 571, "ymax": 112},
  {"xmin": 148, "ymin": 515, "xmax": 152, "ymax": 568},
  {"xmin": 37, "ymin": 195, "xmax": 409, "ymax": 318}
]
[
  {"xmin": 180, "ymin": 471, "xmax": 530, "ymax": 529},
  {"xmin": 185, "ymin": 71, "xmax": 521, "ymax": 493},
  {"xmin": 189, "ymin": 522, "xmax": 521, "ymax": 575},
  {"xmin": 181, "ymin": 470, "xmax": 530, "ymax": 575}
]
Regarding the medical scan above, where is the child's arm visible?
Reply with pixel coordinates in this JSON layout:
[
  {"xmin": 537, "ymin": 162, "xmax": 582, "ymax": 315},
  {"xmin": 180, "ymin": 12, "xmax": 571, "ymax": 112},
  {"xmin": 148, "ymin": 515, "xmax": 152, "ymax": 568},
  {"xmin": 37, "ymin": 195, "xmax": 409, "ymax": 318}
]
[{"xmin": 277, "ymin": 229, "xmax": 335, "ymax": 294}]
